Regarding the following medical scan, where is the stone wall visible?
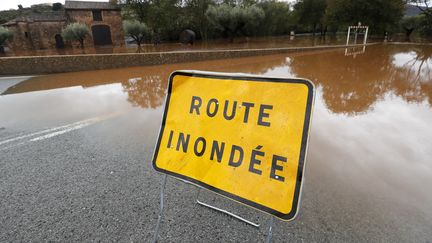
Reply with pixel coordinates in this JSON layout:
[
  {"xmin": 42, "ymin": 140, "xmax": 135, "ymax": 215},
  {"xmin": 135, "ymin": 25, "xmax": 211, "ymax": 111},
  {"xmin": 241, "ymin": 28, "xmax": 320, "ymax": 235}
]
[
  {"xmin": 0, "ymin": 44, "xmax": 376, "ymax": 76},
  {"xmin": 100, "ymin": 10, "xmax": 124, "ymax": 46},
  {"xmin": 32, "ymin": 21, "xmax": 66, "ymax": 49},
  {"xmin": 8, "ymin": 23, "xmax": 34, "ymax": 51},
  {"xmin": 8, "ymin": 21, "xmax": 67, "ymax": 51}
]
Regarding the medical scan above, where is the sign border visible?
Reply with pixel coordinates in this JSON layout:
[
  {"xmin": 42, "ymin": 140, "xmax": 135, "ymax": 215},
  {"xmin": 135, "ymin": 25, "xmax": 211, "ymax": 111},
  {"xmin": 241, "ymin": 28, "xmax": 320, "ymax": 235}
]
[{"xmin": 152, "ymin": 70, "xmax": 314, "ymax": 221}]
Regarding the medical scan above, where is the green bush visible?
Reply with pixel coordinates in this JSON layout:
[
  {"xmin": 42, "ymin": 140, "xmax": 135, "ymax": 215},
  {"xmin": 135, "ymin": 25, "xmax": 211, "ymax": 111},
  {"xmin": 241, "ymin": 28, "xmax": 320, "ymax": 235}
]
[
  {"xmin": 0, "ymin": 26, "xmax": 13, "ymax": 53},
  {"xmin": 256, "ymin": 0, "xmax": 293, "ymax": 36},
  {"xmin": 417, "ymin": 15, "xmax": 432, "ymax": 36},
  {"xmin": 123, "ymin": 20, "xmax": 150, "ymax": 49},
  {"xmin": 62, "ymin": 23, "xmax": 90, "ymax": 48},
  {"xmin": 206, "ymin": 4, "xmax": 264, "ymax": 41}
]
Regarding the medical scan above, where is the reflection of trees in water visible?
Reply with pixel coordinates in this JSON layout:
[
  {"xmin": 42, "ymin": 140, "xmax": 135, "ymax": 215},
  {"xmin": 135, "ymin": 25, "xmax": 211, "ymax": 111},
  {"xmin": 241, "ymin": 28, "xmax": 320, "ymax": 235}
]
[
  {"xmin": 289, "ymin": 46, "xmax": 394, "ymax": 115},
  {"xmin": 118, "ymin": 55, "xmax": 291, "ymax": 109},
  {"xmin": 116, "ymin": 45, "xmax": 431, "ymax": 113},
  {"xmin": 390, "ymin": 46, "xmax": 432, "ymax": 105},
  {"xmin": 288, "ymin": 45, "xmax": 432, "ymax": 115},
  {"xmin": 121, "ymin": 75, "xmax": 166, "ymax": 109}
]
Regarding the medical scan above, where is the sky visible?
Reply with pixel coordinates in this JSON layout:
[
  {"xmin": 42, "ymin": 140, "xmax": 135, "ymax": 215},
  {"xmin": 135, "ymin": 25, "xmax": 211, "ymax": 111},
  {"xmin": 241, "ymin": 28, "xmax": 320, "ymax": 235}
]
[
  {"xmin": 0, "ymin": 0, "xmax": 297, "ymax": 11},
  {"xmin": 0, "ymin": 0, "xmax": 108, "ymax": 10}
]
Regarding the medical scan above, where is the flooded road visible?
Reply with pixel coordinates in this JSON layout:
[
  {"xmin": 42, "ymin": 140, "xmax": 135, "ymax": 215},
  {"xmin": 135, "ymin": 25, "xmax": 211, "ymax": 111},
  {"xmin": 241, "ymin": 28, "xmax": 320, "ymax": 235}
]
[{"xmin": 0, "ymin": 43, "xmax": 431, "ymax": 242}]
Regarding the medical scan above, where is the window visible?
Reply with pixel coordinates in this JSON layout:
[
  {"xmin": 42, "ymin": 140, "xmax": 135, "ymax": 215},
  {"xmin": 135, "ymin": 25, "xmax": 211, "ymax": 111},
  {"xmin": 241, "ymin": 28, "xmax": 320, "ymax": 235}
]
[
  {"xmin": 24, "ymin": 32, "xmax": 29, "ymax": 38},
  {"xmin": 92, "ymin": 10, "xmax": 102, "ymax": 21}
]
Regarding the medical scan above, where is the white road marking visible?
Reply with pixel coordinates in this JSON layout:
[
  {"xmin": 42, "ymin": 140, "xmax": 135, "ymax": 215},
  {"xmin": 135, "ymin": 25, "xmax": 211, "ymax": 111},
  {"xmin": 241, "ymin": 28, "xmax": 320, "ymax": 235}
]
[
  {"xmin": 0, "ymin": 119, "xmax": 96, "ymax": 146},
  {"xmin": 30, "ymin": 119, "xmax": 100, "ymax": 142},
  {"xmin": 0, "ymin": 113, "xmax": 119, "ymax": 150}
]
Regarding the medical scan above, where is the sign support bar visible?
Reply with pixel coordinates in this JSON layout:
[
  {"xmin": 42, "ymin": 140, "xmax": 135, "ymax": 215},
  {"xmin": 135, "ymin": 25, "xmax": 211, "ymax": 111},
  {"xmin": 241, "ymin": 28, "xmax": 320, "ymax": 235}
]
[
  {"xmin": 266, "ymin": 216, "xmax": 274, "ymax": 243},
  {"xmin": 152, "ymin": 175, "xmax": 277, "ymax": 242},
  {"xmin": 195, "ymin": 188, "xmax": 260, "ymax": 227},
  {"xmin": 152, "ymin": 174, "xmax": 167, "ymax": 243}
]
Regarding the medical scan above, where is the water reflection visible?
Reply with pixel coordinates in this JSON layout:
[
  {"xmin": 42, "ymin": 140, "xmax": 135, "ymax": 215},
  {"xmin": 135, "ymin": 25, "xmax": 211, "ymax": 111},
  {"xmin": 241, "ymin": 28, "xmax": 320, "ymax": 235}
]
[
  {"xmin": 391, "ymin": 47, "xmax": 432, "ymax": 103},
  {"xmin": 286, "ymin": 44, "xmax": 432, "ymax": 115},
  {"xmin": 1, "ymin": 54, "xmax": 289, "ymax": 110},
  {"xmin": 1, "ymin": 66, "xmax": 169, "ymax": 110},
  {"xmin": 2, "ymin": 44, "xmax": 432, "ymax": 116},
  {"xmin": 122, "ymin": 76, "xmax": 165, "ymax": 109}
]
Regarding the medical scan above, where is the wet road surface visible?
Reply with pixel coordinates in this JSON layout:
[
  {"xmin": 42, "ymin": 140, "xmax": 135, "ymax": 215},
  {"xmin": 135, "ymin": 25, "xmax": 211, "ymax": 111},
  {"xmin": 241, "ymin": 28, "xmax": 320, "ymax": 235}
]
[{"xmin": 1, "ymin": 44, "xmax": 432, "ymax": 242}]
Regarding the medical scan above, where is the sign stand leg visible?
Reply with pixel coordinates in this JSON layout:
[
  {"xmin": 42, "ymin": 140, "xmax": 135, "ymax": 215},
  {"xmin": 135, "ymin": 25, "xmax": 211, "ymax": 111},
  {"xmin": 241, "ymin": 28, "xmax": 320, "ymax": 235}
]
[
  {"xmin": 153, "ymin": 174, "xmax": 167, "ymax": 243},
  {"xmin": 265, "ymin": 216, "xmax": 274, "ymax": 243},
  {"xmin": 195, "ymin": 188, "xmax": 260, "ymax": 228},
  {"xmin": 152, "ymin": 180, "xmax": 277, "ymax": 241}
]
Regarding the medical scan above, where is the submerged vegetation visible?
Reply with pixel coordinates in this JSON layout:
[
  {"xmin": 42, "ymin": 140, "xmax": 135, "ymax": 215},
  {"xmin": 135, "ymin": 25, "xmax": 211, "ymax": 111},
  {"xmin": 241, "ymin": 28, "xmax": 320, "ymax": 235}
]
[
  {"xmin": 119, "ymin": 0, "xmax": 432, "ymax": 42},
  {"xmin": 62, "ymin": 23, "xmax": 90, "ymax": 49},
  {"xmin": 123, "ymin": 20, "xmax": 151, "ymax": 50},
  {"xmin": 0, "ymin": 0, "xmax": 431, "ymax": 48},
  {"xmin": 205, "ymin": 4, "xmax": 265, "ymax": 42},
  {"xmin": 0, "ymin": 26, "xmax": 13, "ymax": 53}
]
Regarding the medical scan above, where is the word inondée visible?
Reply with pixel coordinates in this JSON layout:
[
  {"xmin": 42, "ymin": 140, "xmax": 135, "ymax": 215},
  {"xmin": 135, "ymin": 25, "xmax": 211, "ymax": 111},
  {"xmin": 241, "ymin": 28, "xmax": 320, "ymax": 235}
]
[{"xmin": 166, "ymin": 130, "xmax": 287, "ymax": 182}]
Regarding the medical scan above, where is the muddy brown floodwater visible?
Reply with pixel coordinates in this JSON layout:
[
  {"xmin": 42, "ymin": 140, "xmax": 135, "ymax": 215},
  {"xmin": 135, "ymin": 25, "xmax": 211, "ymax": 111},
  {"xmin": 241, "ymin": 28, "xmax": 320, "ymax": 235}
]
[
  {"xmin": 3, "ymin": 35, "xmax": 348, "ymax": 57},
  {"xmin": 0, "ymin": 43, "xmax": 431, "ymax": 241}
]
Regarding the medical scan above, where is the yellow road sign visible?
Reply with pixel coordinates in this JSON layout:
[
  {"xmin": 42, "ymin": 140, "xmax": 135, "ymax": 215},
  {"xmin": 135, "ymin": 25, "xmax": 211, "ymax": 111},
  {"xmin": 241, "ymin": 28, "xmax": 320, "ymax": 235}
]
[{"xmin": 152, "ymin": 71, "xmax": 314, "ymax": 220}]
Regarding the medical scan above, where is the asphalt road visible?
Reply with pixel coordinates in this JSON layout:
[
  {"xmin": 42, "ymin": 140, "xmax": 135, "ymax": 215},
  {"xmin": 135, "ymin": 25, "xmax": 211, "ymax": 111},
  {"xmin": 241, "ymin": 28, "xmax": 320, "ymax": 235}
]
[
  {"xmin": 1, "ymin": 49, "xmax": 432, "ymax": 242},
  {"xmin": 1, "ymin": 88, "xmax": 431, "ymax": 243}
]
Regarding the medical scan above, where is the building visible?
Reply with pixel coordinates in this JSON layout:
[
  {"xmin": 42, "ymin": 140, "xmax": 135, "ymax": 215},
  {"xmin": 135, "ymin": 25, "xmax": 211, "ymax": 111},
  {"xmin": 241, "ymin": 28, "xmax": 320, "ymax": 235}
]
[
  {"xmin": 2, "ymin": 0, "xmax": 124, "ymax": 51},
  {"xmin": 64, "ymin": 1, "xmax": 124, "ymax": 47},
  {"xmin": 2, "ymin": 13, "xmax": 67, "ymax": 51}
]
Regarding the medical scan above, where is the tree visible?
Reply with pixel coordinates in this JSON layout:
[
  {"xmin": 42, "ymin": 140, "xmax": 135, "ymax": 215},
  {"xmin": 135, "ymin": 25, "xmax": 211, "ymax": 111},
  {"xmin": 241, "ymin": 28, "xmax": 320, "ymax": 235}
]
[
  {"xmin": 123, "ymin": 0, "xmax": 151, "ymax": 23},
  {"xmin": 62, "ymin": 23, "xmax": 90, "ymax": 49},
  {"xmin": 29, "ymin": 4, "xmax": 52, "ymax": 13},
  {"xmin": 52, "ymin": 2, "xmax": 63, "ymax": 11},
  {"xmin": 257, "ymin": 0, "xmax": 292, "ymax": 36},
  {"xmin": 407, "ymin": 0, "xmax": 432, "ymax": 35},
  {"xmin": 123, "ymin": 0, "xmax": 185, "ymax": 41},
  {"xmin": 123, "ymin": 20, "xmax": 150, "ymax": 51},
  {"xmin": 417, "ymin": 14, "xmax": 432, "ymax": 35},
  {"xmin": 408, "ymin": 0, "xmax": 432, "ymax": 19},
  {"xmin": 0, "ymin": 10, "xmax": 19, "ymax": 24},
  {"xmin": 0, "ymin": 26, "xmax": 13, "ymax": 53},
  {"xmin": 184, "ymin": 0, "xmax": 214, "ymax": 40},
  {"xmin": 328, "ymin": 0, "xmax": 405, "ymax": 34},
  {"xmin": 205, "ymin": 4, "xmax": 265, "ymax": 42},
  {"xmin": 293, "ymin": 0, "xmax": 327, "ymax": 35},
  {"xmin": 0, "ymin": 3, "xmax": 56, "ymax": 24},
  {"xmin": 400, "ymin": 16, "xmax": 421, "ymax": 39}
]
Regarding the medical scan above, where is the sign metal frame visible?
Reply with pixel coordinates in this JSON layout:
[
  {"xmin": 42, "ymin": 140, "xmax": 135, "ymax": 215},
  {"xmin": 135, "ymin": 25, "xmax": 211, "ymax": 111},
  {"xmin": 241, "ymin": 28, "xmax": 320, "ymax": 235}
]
[{"xmin": 152, "ymin": 70, "xmax": 314, "ymax": 221}]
